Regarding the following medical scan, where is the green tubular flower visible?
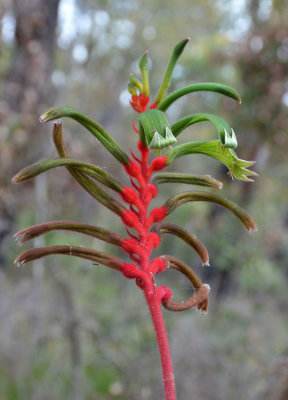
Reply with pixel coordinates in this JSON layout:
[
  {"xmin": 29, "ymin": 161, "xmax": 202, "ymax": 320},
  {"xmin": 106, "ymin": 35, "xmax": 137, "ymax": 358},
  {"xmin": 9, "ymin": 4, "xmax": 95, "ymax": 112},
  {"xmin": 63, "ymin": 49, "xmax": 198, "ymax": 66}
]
[
  {"xmin": 152, "ymin": 172, "xmax": 223, "ymax": 189},
  {"xmin": 12, "ymin": 158, "xmax": 123, "ymax": 192},
  {"xmin": 164, "ymin": 191, "xmax": 257, "ymax": 232},
  {"xmin": 40, "ymin": 107, "xmax": 130, "ymax": 164},
  {"xmin": 165, "ymin": 140, "xmax": 257, "ymax": 182},
  {"xmin": 138, "ymin": 109, "xmax": 177, "ymax": 150},
  {"xmin": 128, "ymin": 38, "xmax": 255, "ymax": 184},
  {"xmin": 171, "ymin": 113, "xmax": 238, "ymax": 149},
  {"xmin": 157, "ymin": 82, "xmax": 241, "ymax": 112}
]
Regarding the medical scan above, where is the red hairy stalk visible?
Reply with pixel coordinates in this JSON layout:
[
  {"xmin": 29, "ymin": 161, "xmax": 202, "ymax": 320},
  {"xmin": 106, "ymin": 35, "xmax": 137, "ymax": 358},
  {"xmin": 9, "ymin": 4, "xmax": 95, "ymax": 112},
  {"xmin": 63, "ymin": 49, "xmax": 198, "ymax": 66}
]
[
  {"xmin": 120, "ymin": 144, "xmax": 180, "ymax": 398},
  {"xmin": 118, "ymin": 142, "xmax": 211, "ymax": 399}
]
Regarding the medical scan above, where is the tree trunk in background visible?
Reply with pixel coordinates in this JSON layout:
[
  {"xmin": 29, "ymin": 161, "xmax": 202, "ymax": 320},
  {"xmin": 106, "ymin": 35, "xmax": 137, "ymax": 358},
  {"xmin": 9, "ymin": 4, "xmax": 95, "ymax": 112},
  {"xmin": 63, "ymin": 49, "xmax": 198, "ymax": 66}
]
[
  {"xmin": 1, "ymin": 5, "xmax": 85, "ymax": 397},
  {"xmin": 0, "ymin": 0, "xmax": 60, "ymax": 270},
  {"xmin": 5, "ymin": 0, "xmax": 59, "ymax": 115}
]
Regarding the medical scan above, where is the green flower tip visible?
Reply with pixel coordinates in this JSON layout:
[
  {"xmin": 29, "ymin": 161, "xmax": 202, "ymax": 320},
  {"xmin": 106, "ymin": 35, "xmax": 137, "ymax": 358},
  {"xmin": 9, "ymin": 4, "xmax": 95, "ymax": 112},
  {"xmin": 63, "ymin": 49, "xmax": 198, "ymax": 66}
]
[
  {"xmin": 228, "ymin": 159, "xmax": 258, "ymax": 182},
  {"xmin": 222, "ymin": 128, "xmax": 237, "ymax": 149},
  {"xmin": 139, "ymin": 51, "xmax": 150, "ymax": 97},
  {"xmin": 129, "ymin": 73, "xmax": 143, "ymax": 93},
  {"xmin": 39, "ymin": 108, "xmax": 58, "ymax": 123}
]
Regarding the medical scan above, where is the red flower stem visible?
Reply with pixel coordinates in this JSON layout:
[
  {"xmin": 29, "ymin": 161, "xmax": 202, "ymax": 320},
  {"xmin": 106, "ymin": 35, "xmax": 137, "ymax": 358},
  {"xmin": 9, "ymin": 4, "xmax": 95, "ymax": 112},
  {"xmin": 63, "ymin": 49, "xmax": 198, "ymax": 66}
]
[
  {"xmin": 122, "ymin": 140, "xmax": 176, "ymax": 399},
  {"xmin": 145, "ymin": 292, "xmax": 176, "ymax": 400}
]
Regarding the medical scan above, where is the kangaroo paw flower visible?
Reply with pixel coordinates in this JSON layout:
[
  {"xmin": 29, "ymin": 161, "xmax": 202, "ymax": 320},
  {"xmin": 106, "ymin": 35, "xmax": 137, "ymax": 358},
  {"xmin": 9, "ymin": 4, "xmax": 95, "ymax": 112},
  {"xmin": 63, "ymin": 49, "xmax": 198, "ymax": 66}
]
[{"xmin": 14, "ymin": 38, "xmax": 257, "ymax": 400}]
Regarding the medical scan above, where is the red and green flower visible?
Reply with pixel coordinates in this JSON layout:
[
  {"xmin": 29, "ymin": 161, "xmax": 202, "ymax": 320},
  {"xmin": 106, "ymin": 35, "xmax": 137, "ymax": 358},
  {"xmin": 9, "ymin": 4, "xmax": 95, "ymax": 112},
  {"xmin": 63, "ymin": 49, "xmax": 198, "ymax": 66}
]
[{"xmin": 13, "ymin": 38, "xmax": 256, "ymax": 400}]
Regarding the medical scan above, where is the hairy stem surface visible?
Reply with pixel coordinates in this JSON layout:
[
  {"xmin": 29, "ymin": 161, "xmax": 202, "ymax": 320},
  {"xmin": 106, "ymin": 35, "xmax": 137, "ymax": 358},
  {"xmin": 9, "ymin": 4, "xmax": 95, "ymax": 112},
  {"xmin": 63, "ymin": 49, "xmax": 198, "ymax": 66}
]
[{"xmin": 122, "ymin": 141, "xmax": 176, "ymax": 399}]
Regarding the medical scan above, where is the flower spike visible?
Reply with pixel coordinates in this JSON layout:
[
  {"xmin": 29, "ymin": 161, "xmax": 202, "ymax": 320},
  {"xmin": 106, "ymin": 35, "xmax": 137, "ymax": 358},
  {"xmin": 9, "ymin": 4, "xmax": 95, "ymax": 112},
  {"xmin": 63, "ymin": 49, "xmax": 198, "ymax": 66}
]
[{"xmin": 14, "ymin": 39, "xmax": 257, "ymax": 400}]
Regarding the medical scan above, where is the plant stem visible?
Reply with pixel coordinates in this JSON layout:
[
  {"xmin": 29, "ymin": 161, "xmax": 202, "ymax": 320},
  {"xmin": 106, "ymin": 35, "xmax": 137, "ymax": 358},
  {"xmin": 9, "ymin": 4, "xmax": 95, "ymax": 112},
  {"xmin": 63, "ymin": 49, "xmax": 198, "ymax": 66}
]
[
  {"xmin": 145, "ymin": 291, "xmax": 176, "ymax": 400},
  {"xmin": 130, "ymin": 141, "xmax": 176, "ymax": 399}
]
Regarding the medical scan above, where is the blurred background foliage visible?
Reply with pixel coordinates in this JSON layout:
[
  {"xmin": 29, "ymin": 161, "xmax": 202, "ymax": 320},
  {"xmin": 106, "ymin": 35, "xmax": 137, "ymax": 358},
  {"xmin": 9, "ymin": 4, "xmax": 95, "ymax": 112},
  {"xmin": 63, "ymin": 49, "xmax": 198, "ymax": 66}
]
[{"xmin": 0, "ymin": 0, "xmax": 288, "ymax": 399}]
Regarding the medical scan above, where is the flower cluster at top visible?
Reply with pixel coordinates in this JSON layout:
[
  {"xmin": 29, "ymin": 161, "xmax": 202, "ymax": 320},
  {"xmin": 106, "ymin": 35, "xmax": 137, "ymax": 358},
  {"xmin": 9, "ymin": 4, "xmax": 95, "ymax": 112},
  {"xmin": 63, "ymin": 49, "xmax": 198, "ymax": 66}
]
[{"xmin": 12, "ymin": 38, "xmax": 257, "ymax": 316}]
